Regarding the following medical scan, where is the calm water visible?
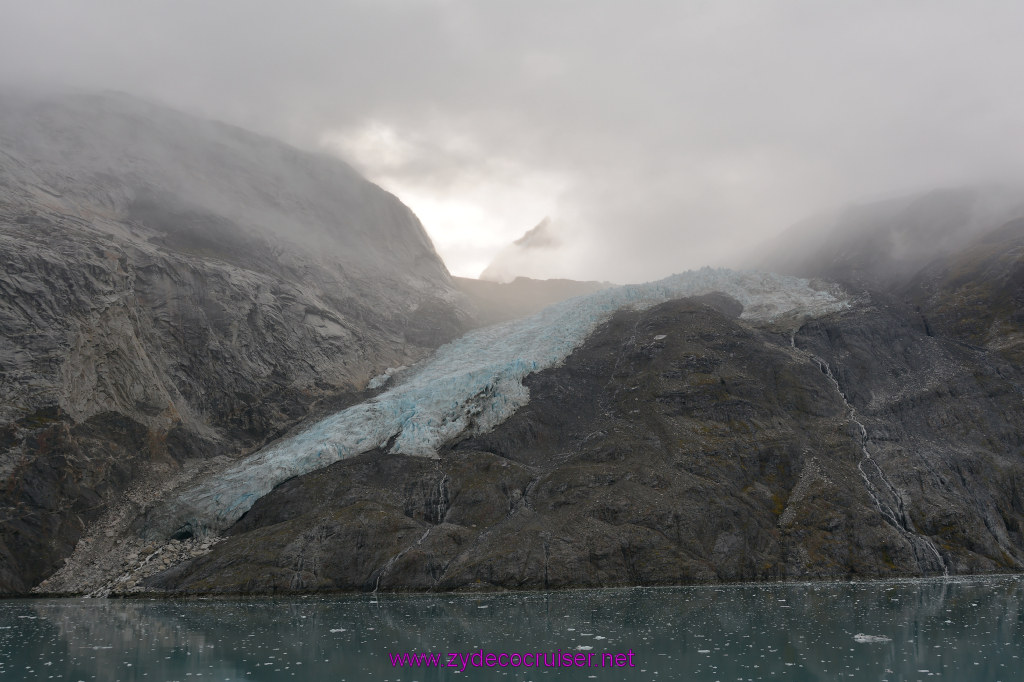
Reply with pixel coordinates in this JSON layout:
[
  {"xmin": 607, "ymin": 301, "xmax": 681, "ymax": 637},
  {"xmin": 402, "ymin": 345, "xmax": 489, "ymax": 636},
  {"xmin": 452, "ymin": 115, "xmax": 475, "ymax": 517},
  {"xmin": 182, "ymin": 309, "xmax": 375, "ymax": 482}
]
[{"xmin": 1, "ymin": 576, "xmax": 1022, "ymax": 681}]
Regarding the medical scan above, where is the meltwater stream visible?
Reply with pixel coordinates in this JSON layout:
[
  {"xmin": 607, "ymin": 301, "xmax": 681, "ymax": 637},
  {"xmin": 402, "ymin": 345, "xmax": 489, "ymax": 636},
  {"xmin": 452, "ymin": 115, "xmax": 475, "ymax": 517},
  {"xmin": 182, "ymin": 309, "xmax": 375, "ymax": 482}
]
[
  {"xmin": 155, "ymin": 268, "xmax": 848, "ymax": 537},
  {"xmin": 2, "ymin": 576, "xmax": 1022, "ymax": 681}
]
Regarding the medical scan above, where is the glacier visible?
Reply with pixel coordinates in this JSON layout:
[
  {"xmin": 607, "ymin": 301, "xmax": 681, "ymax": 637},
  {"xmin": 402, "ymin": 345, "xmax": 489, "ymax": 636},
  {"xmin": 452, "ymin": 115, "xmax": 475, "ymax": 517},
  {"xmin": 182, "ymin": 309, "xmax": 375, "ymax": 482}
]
[{"xmin": 153, "ymin": 268, "xmax": 849, "ymax": 537}]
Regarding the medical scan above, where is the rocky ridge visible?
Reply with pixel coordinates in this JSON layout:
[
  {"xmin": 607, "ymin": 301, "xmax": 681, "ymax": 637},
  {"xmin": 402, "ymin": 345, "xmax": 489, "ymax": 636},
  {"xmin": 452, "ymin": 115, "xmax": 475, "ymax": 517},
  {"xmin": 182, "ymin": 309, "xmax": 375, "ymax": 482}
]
[
  {"xmin": 5, "ymin": 93, "xmax": 1024, "ymax": 596},
  {"xmin": 0, "ymin": 89, "xmax": 467, "ymax": 594},
  {"xmin": 143, "ymin": 286, "xmax": 1024, "ymax": 594}
]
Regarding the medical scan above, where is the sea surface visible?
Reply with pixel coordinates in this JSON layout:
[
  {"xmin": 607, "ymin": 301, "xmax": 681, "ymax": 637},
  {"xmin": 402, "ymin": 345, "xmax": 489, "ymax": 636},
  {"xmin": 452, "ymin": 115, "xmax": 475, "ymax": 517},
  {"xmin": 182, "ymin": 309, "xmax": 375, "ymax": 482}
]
[{"xmin": 1, "ymin": 575, "xmax": 1021, "ymax": 681}]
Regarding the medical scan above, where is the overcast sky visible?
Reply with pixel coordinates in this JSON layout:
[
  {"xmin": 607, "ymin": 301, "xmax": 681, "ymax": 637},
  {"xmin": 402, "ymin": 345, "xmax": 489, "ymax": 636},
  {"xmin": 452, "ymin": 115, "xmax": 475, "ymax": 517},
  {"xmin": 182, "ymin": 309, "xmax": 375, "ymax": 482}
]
[{"xmin": 3, "ymin": 0, "xmax": 1024, "ymax": 282}]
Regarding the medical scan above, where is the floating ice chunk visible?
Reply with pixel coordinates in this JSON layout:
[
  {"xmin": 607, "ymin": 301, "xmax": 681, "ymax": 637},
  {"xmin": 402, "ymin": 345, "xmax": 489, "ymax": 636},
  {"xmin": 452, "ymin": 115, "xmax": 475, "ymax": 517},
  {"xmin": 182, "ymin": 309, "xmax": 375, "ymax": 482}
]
[
  {"xmin": 854, "ymin": 633, "xmax": 892, "ymax": 643},
  {"xmin": 153, "ymin": 268, "xmax": 849, "ymax": 536},
  {"xmin": 329, "ymin": 628, "xmax": 346, "ymax": 633},
  {"xmin": 575, "ymin": 645, "xmax": 594, "ymax": 651}
]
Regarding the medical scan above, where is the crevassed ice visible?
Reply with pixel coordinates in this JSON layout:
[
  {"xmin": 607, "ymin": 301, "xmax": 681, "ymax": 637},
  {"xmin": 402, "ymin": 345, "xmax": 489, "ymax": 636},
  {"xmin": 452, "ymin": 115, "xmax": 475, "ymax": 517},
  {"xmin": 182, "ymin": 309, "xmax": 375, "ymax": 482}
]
[{"xmin": 158, "ymin": 268, "xmax": 847, "ymax": 536}]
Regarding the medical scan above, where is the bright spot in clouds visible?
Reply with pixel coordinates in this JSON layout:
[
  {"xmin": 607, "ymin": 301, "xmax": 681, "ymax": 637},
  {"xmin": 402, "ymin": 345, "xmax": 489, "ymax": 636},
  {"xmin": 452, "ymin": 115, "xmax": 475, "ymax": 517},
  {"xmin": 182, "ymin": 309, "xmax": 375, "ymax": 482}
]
[
  {"xmin": 326, "ymin": 121, "xmax": 417, "ymax": 169},
  {"xmin": 320, "ymin": 122, "xmax": 570, "ymax": 278},
  {"xmin": 11, "ymin": 1, "xmax": 1021, "ymax": 282}
]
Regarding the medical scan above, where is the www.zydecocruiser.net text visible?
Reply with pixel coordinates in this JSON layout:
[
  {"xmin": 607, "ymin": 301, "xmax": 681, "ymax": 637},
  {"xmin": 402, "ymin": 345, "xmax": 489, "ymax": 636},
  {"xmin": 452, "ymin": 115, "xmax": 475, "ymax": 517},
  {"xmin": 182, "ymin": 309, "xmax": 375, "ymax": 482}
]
[{"xmin": 389, "ymin": 649, "xmax": 638, "ymax": 671}]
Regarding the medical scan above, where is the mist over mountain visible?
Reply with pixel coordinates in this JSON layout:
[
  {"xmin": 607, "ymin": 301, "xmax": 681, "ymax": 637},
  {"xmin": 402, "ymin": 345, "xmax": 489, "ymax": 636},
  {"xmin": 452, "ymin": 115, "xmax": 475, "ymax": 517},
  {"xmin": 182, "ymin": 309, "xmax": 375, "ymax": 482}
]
[
  {"xmin": 907, "ymin": 217, "xmax": 1024, "ymax": 364},
  {"xmin": 756, "ymin": 186, "xmax": 1024, "ymax": 290},
  {"xmin": 479, "ymin": 217, "xmax": 568, "ymax": 283},
  {"xmin": 754, "ymin": 184, "xmax": 1024, "ymax": 364},
  {"xmin": 0, "ymin": 89, "xmax": 467, "ymax": 593},
  {"xmin": 0, "ymin": 88, "xmax": 453, "ymax": 290},
  {"xmin": 2, "ymin": 88, "xmax": 1024, "ymax": 597},
  {"xmin": 8, "ymin": 2, "xmax": 1024, "ymax": 285}
]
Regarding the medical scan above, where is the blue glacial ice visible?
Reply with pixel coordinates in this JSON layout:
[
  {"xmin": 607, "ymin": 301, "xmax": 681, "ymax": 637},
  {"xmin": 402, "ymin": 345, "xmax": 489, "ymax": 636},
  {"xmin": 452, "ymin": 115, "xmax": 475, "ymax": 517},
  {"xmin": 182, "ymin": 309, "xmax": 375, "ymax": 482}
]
[{"xmin": 157, "ymin": 268, "xmax": 848, "ymax": 536}]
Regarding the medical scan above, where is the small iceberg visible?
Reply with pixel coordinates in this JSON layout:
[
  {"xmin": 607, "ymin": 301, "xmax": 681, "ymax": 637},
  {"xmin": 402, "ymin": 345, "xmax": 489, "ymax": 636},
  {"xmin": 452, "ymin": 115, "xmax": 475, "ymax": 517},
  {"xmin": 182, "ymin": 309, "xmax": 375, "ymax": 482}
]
[{"xmin": 853, "ymin": 633, "xmax": 892, "ymax": 643}]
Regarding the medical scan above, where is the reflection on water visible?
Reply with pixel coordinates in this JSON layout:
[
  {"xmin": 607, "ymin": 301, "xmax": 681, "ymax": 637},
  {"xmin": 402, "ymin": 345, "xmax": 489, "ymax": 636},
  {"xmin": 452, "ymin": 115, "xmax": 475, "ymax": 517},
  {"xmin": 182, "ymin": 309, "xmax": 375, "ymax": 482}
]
[{"xmin": 1, "ymin": 575, "xmax": 1022, "ymax": 681}]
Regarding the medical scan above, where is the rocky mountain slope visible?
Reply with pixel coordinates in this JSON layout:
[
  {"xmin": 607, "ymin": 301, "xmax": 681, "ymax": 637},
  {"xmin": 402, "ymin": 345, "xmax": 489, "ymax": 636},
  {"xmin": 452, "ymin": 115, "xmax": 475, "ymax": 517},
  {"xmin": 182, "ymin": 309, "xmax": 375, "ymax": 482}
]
[
  {"xmin": 906, "ymin": 218, "xmax": 1024, "ymax": 364},
  {"xmin": 5, "ymin": 94, "xmax": 1024, "ymax": 596},
  {"xmin": 145, "ymin": 289, "xmax": 1024, "ymax": 593},
  {"xmin": 133, "ymin": 190, "xmax": 1024, "ymax": 595},
  {"xmin": 0, "ymin": 90, "xmax": 466, "ymax": 594},
  {"xmin": 132, "ymin": 269, "xmax": 845, "ymax": 541}
]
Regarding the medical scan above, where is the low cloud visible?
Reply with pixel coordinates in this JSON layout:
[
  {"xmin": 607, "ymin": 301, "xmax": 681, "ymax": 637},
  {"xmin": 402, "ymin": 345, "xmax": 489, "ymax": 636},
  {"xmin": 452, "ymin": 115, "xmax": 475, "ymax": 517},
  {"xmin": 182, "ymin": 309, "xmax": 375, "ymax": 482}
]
[{"xmin": 4, "ymin": 1, "xmax": 1024, "ymax": 282}]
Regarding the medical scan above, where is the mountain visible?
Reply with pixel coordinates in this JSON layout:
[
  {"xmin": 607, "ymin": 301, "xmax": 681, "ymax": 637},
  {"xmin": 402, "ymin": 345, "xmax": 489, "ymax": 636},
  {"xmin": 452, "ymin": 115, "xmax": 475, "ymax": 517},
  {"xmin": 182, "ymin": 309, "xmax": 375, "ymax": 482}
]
[
  {"xmin": 0, "ymin": 89, "xmax": 466, "ymax": 593},
  {"xmin": 122, "ymin": 192, "xmax": 1024, "ymax": 595},
  {"xmin": 479, "ymin": 217, "xmax": 567, "ymax": 283},
  {"xmin": 758, "ymin": 186, "xmax": 1024, "ymax": 290},
  {"xmin": 907, "ymin": 218, "xmax": 1024, "ymax": 363},
  {"xmin": 143, "ymin": 287, "xmax": 1024, "ymax": 593},
  {"xmin": 33, "ymin": 268, "xmax": 856, "ymax": 594},
  {"xmin": 5, "ymin": 94, "xmax": 1024, "ymax": 596},
  {"xmin": 756, "ymin": 185, "xmax": 1024, "ymax": 364}
]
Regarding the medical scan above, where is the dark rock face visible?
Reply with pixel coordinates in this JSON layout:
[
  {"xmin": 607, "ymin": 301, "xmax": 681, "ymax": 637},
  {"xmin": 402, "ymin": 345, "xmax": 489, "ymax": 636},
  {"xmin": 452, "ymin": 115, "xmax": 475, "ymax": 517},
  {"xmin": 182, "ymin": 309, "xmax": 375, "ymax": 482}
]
[
  {"xmin": 0, "ymin": 91, "xmax": 466, "ymax": 593},
  {"xmin": 150, "ymin": 296, "xmax": 1024, "ymax": 594},
  {"xmin": 795, "ymin": 300, "xmax": 1024, "ymax": 573},
  {"xmin": 905, "ymin": 218, "xmax": 1024, "ymax": 364}
]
